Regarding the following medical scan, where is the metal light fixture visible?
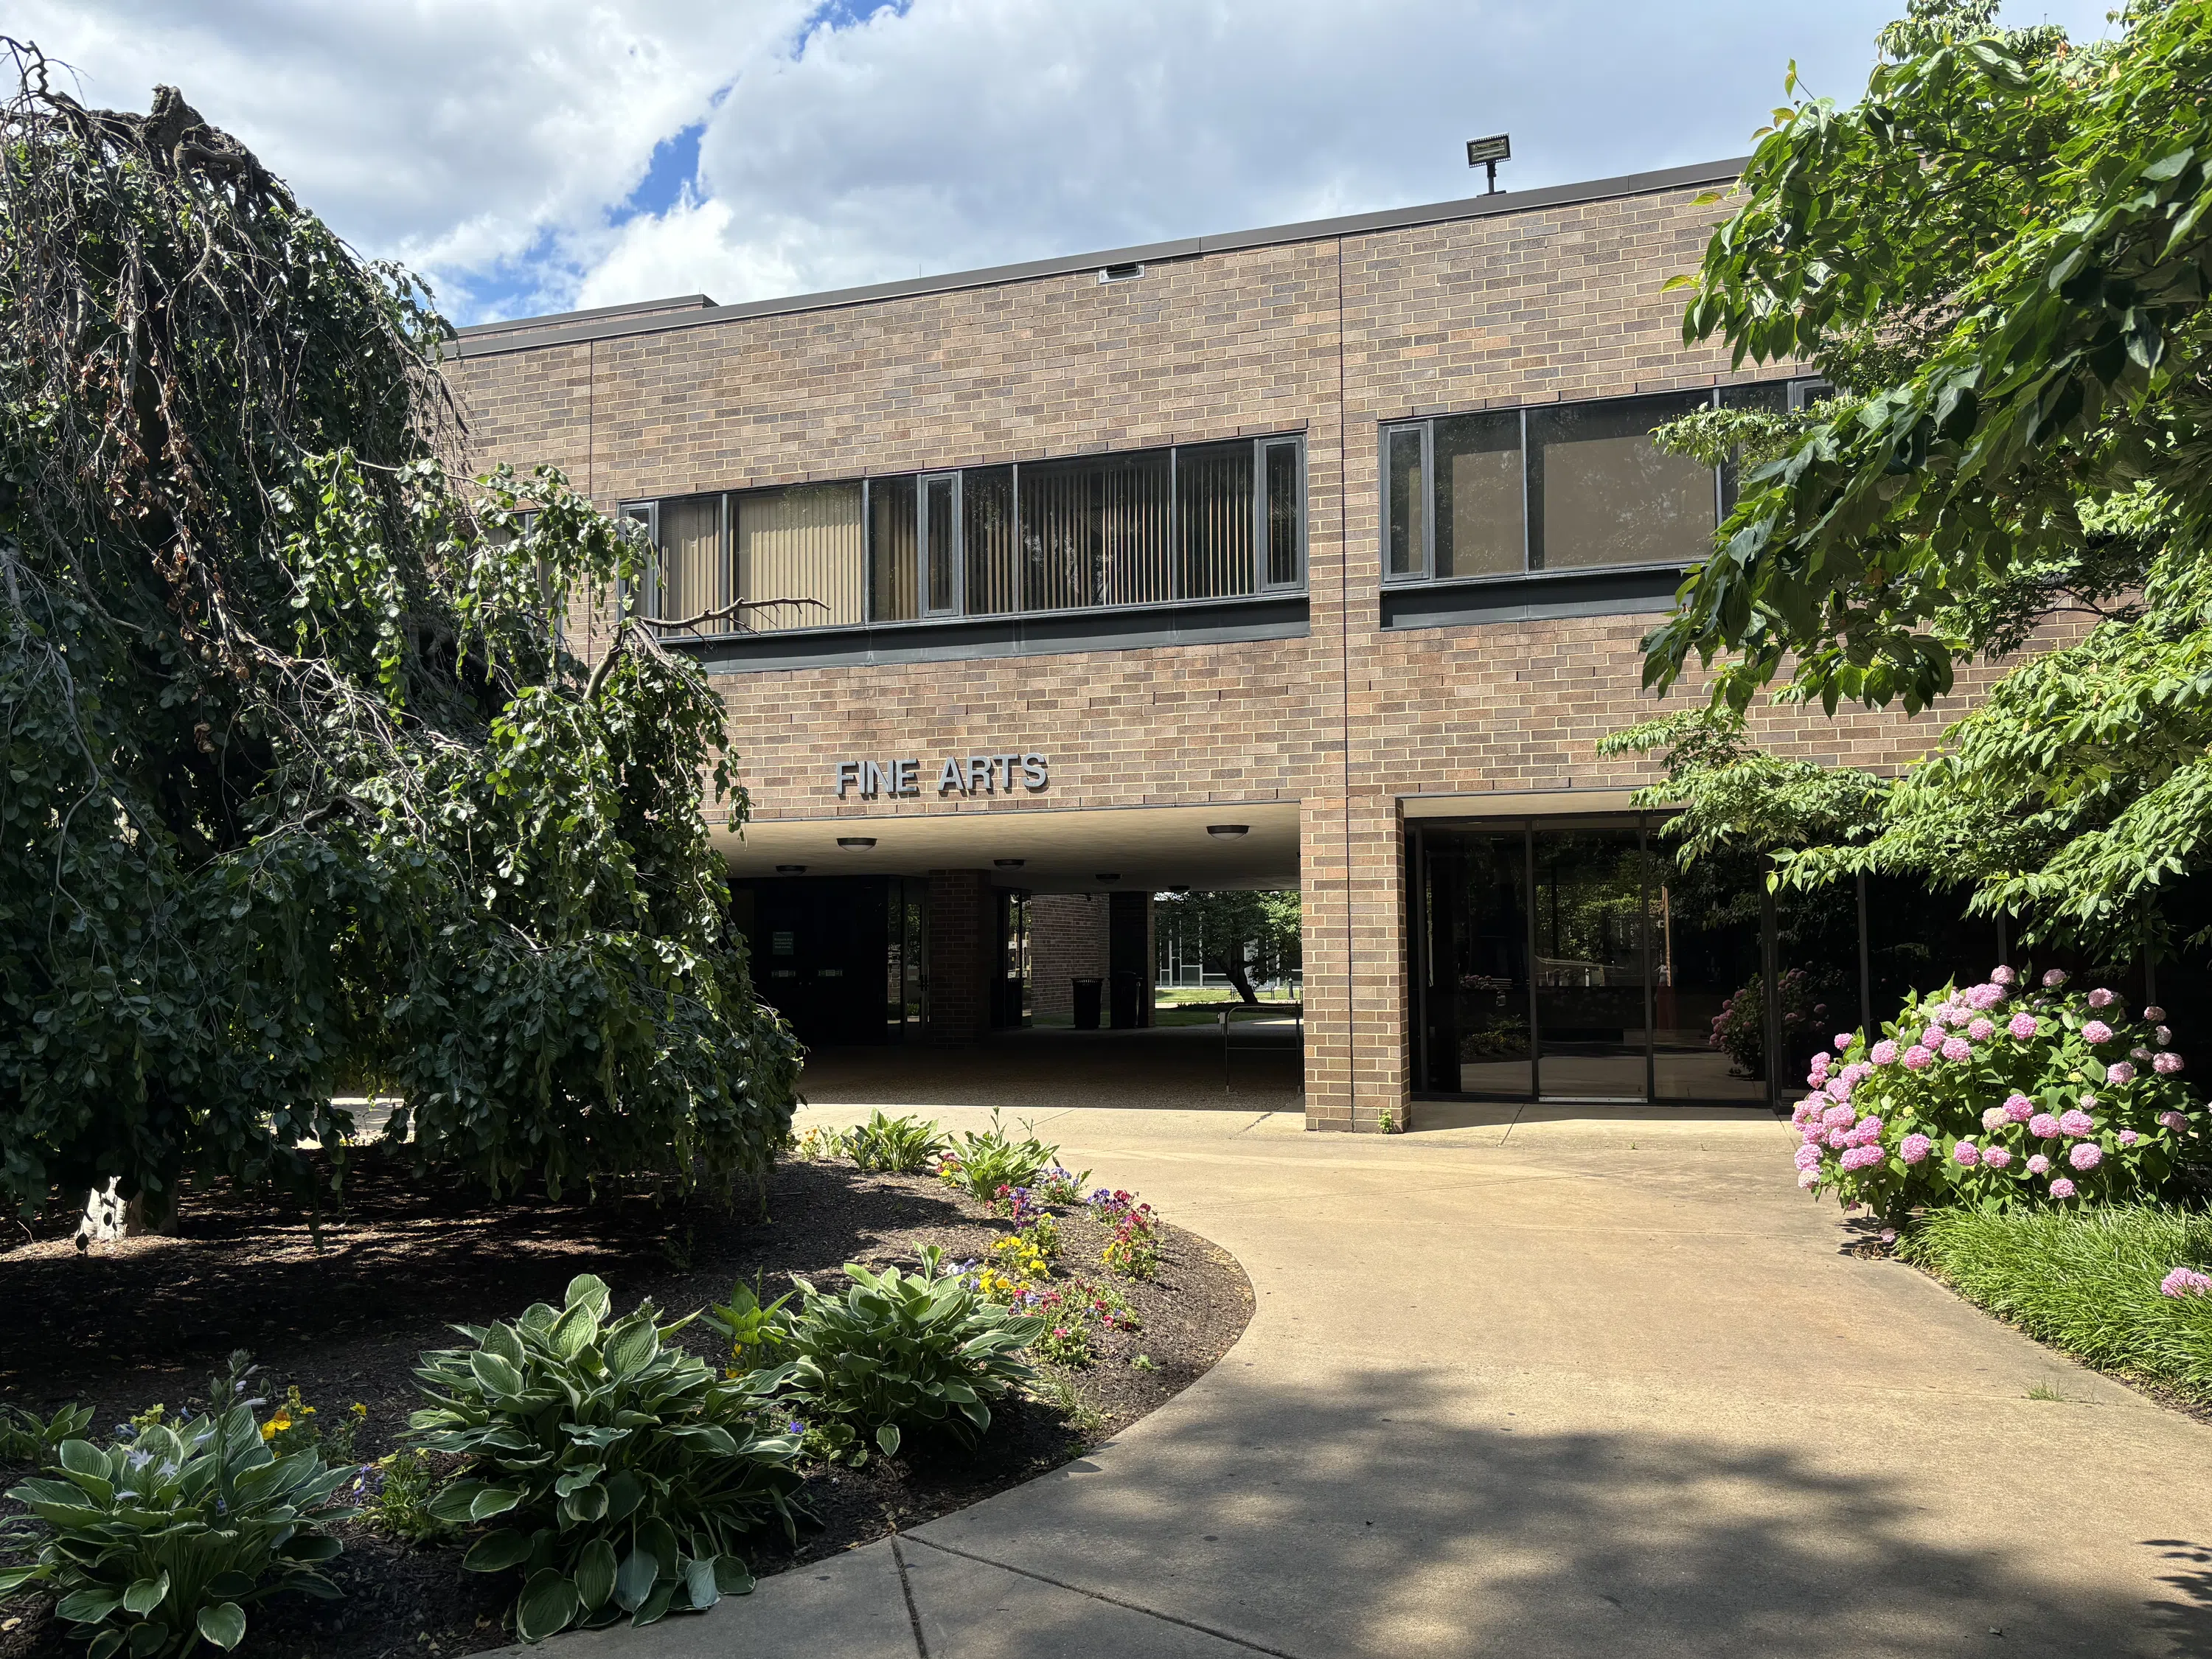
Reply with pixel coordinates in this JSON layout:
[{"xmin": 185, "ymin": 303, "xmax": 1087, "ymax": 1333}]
[
  {"xmin": 995, "ymin": 858, "xmax": 1026, "ymax": 868},
  {"xmin": 776, "ymin": 864, "xmax": 807, "ymax": 874},
  {"xmin": 1466, "ymin": 132, "xmax": 1510, "ymax": 195},
  {"xmin": 837, "ymin": 837, "xmax": 877, "ymax": 849},
  {"xmin": 1206, "ymin": 824, "xmax": 1250, "ymax": 839}
]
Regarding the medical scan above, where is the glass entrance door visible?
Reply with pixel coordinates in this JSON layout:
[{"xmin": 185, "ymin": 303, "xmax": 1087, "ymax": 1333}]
[{"xmin": 1531, "ymin": 825, "xmax": 1652, "ymax": 1101}]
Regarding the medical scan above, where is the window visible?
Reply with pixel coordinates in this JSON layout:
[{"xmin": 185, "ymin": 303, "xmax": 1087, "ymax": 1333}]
[
  {"xmin": 1382, "ymin": 380, "xmax": 1820, "ymax": 582},
  {"xmin": 626, "ymin": 433, "xmax": 1305, "ymax": 637}
]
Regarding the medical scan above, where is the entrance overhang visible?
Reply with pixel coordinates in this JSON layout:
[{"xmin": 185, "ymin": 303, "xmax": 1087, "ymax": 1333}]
[{"xmin": 715, "ymin": 799, "xmax": 1300, "ymax": 893}]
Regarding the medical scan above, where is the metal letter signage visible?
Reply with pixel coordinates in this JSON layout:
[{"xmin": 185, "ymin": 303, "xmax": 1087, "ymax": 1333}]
[{"xmin": 833, "ymin": 754, "xmax": 1048, "ymax": 799}]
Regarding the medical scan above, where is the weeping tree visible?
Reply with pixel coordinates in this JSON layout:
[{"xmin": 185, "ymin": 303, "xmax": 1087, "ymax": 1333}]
[{"xmin": 0, "ymin": 44, "xmax": 800, "ymax": 1225}]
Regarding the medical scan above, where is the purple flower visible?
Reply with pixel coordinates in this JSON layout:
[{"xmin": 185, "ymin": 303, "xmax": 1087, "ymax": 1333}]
[
  {"xmin": 2049, "ymin": 1177, "xmax": 2077, "ymax": 1200},
  {"xmin": 1794, "ymin": 1144, "xmax": 1823, "ymax": 1171},
  {"xmin": 2007, "ymin": 1013, "xmax": 2039, "ymax": 1041},
  {"xmin": 2155, "ymin": 1051, "xmax": 2184, "ymax": 1076},
  {"xmin": 2146, "ymin": 1004, "xmax": 2166, "ymax": 1023},
  {"xmin": 1982, "ymin": 1146, "xmax": 2014, "ymax": 1169},
  {"xmin": 2069, "ymin": 1142, "xmax": 2103, "ymax": 1172},
  {"xmin": 1871, "ymin": 1040, "xmax": 1899, "ymax": 1065},
  {"xmin": 1981, "ymin": 1106, "xmax": 2010, "ymax": 1134},
  {"xmin": 1904, "ymin": 1045, "xmax": 1934, "ymax": 1071},
  {"xmin": 2088, "ymin": 987, "xmax": 2118, "ymax": 1010},
  {"xmin": 1992, "ymin": 966, "xmax": 2018, "ymax": 987},
  {"xmin": 2029, "ymin": 1112, "xmax": 2062, "ymax": 1139},
  {"xmin": 1900, "ymin": 1133, "xmax": 1933, "ymax": 1165},
  {"xmin": 2158, "ymin": 1110, "xmax": 2189, "ymax": 1132},
  {"xmin": 2108, "ymin": 1061, "xmax": 2138, "ymax": 1085},
  {"xmin": 1953, "ymin": 1140, "xmax": 1981, "ymax": 1166},
  {"xmin": 2004, "ymin": 1093, "xmax": 2036, "ymax": 1122},
  {"xmin": 2058, "ymin": 1109, "xmax": 2096, "ymax": 1138},
  {"xmin": 2160, "ymin": 1267, "xmax": 2212, "ymax": 1298},
  {"xmin": 2081, "ymin": 1020, "xmax": 2115, "ymax": 1046},
  {"xmin": 2119, "ymin": 1130, "xmax": 2140, "ymax": 1148},
  {"xmin": 2044, "ymin": 969, "xmax": 2068, "ymax": 988},
  {"xmin": 1834, "ymin": 1033, "xmax": 1854, "ymax": 1052},
  {"xmin": 1880, "ymin": 1228, "xmax": 1899, "ymax": 1244},
  {"xmin": 1941, "ymin": 1036, "xmax": 1973, "ymax": 1062},
  {"xmin": 1839, "ymin": 1144, "xmax": 1883, "ymax": 1172},
  {"xmin": 1969, "ymin": 1018, "xmax": 1997, "ymax": 1042}
]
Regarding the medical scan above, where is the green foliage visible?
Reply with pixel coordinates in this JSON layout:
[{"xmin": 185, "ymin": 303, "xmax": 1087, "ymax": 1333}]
[
  {"xmin": 1902, "ymin": 1203, "xmax": 2212, "ymax": 1402},
  {"xmin": 1618, "ymin": 5, "xmax": 2212, "ymax": 961},
  {"xmin": 0, "ymin": 55, "xmax": 799, "ymax": 1220},
  {"xmin": 937, "ymin": 1113, "xmax": 1058, "ymax": 1203},
  {"xmin": 1152, "ymin": 888, "xmax": 1301, "ymax": 1003},
  {"xmin": 0, "ymin": 1406, "xmax": 355, "ymax": 1659},
  {"xmin": 358, "ymin": 1450, "xmax": 455, "ymax": 1545},
  {"xmin": 403, "ymin": 1273, "xmax": 800, "ymax": 1642},
  {"xmin": 1796, "ymin": 973, "xmax": 2202, "ymax": 1218},
  {"xmin": 703, "ymin": 1275, "xmax": 794, "ymax": 1368},
  {"xmin": 844, "ymin": 1110, "xmax": 948, "ymax": 1175},
  {"xmin": 0, "ymin": 1402, "xmax": 92, "ymax": 1464},
  {"xmin": 779, "ymin": 1247, "xmax": 1044, "ymax": 1450}
]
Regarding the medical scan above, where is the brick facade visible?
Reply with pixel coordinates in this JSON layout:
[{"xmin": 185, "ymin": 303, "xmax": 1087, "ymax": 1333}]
[
  {"xmin": 444, "ymin": 165, "xmax": 2012, "ymax": 1130},
  {"xmin": 1031, "ymin": 894, "xmax": 1108, "ymax": 1023}
]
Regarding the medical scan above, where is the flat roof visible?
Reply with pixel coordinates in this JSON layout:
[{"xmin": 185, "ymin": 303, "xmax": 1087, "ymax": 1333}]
[{"xmin": 446, "ymin": 156, "xmax": 1743, "ymax": 361}]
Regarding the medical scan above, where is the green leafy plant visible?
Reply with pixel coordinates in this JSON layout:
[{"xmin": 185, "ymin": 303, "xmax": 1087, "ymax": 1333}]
[
  {"xmin": 703, "ymin": 1276, "xmax": 794, "ymax": 1369},
  {"xmin": 403, "ymin": 1273, "xmax": 802, "ymax": 1643},
  {"xmin": 0, "ymin": 1402, "xmax": 93, "ymax": 1464},
  {"xmin": 0, "ymin": 1405, "xmax": 355, "ymax": 1658},
  {"xmin": 358, "ymin": 1450, "xmax": 455, "ymax": 1545},
  {"xmin": 780, "ymin": 1247, "xmax": 1045, "ymax": 1453},
  {"xmin": 937, "ymin": 1115, "xmax": 1059, "ymax": 1203},
  {"xmin": 1032, "ymin": 1318, "xmax": 1094, "ymax": 1368},
  {"xmin": 844, "ymin": 1111, "xmax": 948, "ymax": 1175}
]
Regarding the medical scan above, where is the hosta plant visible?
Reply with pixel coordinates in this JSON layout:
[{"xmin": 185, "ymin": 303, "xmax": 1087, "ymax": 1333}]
[
  {"xmin": 404, "ymin": 1274, "xmax": 803, "ymax": 1643},
  {"xmin": 0, "ymin": 1402, "xmax": 93, "ymax": 1464},
  {"xmin": 781, "ymin": 1247, "xmax": 1044, "ymax": 1453},
  {"xmin": 1793, "ymin": 968, "xmax": 2204, "ymax": 1220},
  {"xmin": 0, "ymin": 1405, "xmax": 354, "ymax": 1659},
  {"xmin": 844, "ymin": 1111, "xmax": 948, "ymax": 1175},
  {"xmin": 936, "ymin": 1115, "xmax": 1058, "ymax": 1202}
]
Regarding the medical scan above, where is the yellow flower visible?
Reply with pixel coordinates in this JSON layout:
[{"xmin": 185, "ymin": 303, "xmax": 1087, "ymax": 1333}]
[
  {"xmin": 349, "ymin": 1402, "xmax": 367, "ymax": 1419},
  {"xmin": 260, "ymin": 1416, "xmax": 288, "ymax": 1441}
]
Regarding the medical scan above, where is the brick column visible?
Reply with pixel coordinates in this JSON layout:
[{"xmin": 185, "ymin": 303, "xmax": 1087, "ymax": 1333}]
[
  {"xmin": 1302, "ymin": 793, "xmax": 1411, "ymax": 1131},
  {"xmin": 1107, "ymin": 891, "xmax": 1155, "ymax": 1027},
  {"xmin": 925, "ymin": 870, "xmax": 993, "ymax": 1045},
  {"xmin": 1030, "ymin": 894, "xmax": 1108, "ymax": 1023}
]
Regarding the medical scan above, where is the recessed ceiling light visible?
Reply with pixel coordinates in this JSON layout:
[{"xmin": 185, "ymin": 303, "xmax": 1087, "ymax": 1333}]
[
  {"xmin": 837, "ymin": 837, "xmax": 877, "ymax": 849},
  {"xmin": 995, "ymin": 858, "xmax": 1026, "ymax": 868},
  {"xmin": 776, "ymin": 865, "xmax": 807, "ymax": 874},
  {"xmin": 1206, "ymin": 824, "xmax": 1250, "ymax": 839},
  {"xmin": 1094, "ymin": 873, "xmax": 1121, "ymax": 883}
]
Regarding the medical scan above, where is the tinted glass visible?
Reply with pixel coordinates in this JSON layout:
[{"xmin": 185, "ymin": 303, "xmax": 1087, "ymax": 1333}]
[
  {"xmin": 1433, "ymin": 411, "xmax": 1522, "ymax": 577},
  {"xmin": 1385, "ymin": 426, "xmax": 1425, "ymax": 576},
  {"xmin": 868, "ymin": 475, "xmax": 917, "ymax": 621},
  {"xmin": 1265, "ymin": 442, "xmax": 1301, "ymax": 585},
  {"xmin": 1528, "ymin": 391, "xmax": 1714, "ymax": 570},
  {"xmin": 962, "ymin": 465, "xmax": 1017, "ymax": 616},
  {"xmin": 1532, "ymin": 825, "xmax": 1651, "ymax": 1100},
  {"xmin": 1718, "ymin": 380, "xmax": 1789, "ymax": 516},
  {"xmin": 1177, "ymin": 440, "xmax": 1254, "ymax": 598},
  {"xmin": 737, "ymin": 483, "xmax": 864, "ymax": 631},
  {"xmin": 925, "ymin": 474, "xmax": 958, "ymax": 612},
  {"xmin": 1422, "ymin": 829, "xmax": 1533, "ymax": 1096},
  {"xmin": 1652, "ymin": 845, "xmax": 1766, "ymax": 1102}
]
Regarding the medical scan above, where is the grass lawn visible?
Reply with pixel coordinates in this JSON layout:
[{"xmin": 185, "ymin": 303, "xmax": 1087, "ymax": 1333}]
[{"xmin": 1902, "ymin": 1204, "xmax": 2212, "ymax": 1405}]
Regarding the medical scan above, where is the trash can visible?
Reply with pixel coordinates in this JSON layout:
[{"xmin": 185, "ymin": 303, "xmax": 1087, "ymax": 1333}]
[
  {"xmin": 1110, "ymin": 970, "xmax": 1144, "ymax": 1029},
  {"xmin": 1071, "ymin": 977, "xmax": 1103, "ymax": 1030}
]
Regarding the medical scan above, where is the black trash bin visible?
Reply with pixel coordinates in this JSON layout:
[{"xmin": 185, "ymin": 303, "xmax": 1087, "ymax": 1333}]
[{"xmin": 1071, "ymin": 977, "xmax": 1103, "ymax": 1030}]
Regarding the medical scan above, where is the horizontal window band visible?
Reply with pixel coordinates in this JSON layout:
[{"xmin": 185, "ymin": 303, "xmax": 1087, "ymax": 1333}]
[
  {"xmin": 669, "ymin": 591, "xmax": 1309, "ymax": 673},
  {"xmin": 1380, "ymin": 563, "xmax": 1685, "ymax": 630}
]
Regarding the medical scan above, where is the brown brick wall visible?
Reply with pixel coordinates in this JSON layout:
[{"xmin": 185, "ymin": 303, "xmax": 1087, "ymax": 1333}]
[
  {"xmin": 445, "ymin": 176, "xmax": 2011, "ymax": 1130},
  {"xmin": 1032, "ymin": 894, "xmax": 1108, "ymax": 1023},
  {"xmin": 925, "ymin": 870, "xmax": 993, "ymax": 1045}
]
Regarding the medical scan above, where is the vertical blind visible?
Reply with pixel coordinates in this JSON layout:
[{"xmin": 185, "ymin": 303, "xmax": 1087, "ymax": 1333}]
[{"xmin": 737, "ymin": 484, "xmax": 864, "ymax": 630}]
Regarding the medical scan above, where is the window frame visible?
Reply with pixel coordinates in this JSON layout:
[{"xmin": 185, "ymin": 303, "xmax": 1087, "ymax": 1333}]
[
  {"xmin": 1380, "ymin": 380, "xmax": 1818, "ymax": 585},
  {"xmin": 918, "ymin": 469, "xmax": 964, "ymax": 617}
]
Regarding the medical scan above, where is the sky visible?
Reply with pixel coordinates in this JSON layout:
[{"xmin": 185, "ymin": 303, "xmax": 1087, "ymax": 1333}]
[{"xmin": 13, "ymin": 1, "xmax": 2116, "ymax": 327}]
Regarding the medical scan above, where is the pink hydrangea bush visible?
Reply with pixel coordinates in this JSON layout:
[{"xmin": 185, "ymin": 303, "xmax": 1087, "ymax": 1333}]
[{"xmin": 1792, "ymin": 970, "xmax": 2201, "ymax": 1219}]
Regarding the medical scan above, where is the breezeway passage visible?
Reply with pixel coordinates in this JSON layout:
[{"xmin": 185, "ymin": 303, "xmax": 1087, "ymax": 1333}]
[{"xmin": 536, "ymin": 1105, "xmax": 2212, "ymax": 1658}]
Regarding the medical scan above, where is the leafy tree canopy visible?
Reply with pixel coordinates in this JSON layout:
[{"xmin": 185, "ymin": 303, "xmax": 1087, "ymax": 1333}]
[
  {"xmin": 1152, "ymin": 889, "xmax": 1300, "ymax": 1005},
  {"xmin": 1615, "ymin": 1, "xmax": 2212, "ymax": 963},
  {"xmin": 0, "ymin": 47, "xmax": 799, "ymax": 1222}
]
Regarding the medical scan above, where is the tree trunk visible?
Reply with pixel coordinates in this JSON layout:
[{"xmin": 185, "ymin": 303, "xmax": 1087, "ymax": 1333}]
[{"xmin": 1213, "ymin": 950, "xmax": 1261, "ymax": 1005}]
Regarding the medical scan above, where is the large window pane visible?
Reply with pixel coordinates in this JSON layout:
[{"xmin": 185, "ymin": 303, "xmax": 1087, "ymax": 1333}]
[
  {"xmin": 1528, "ymin": 391, "xmax": 1714, "ymax": 571},
  {"xmin": 1264, "ymin": 441, "xmax": 1301, "ymax": 586},
  {"xmin": 736, "ymin": 483, "xmax": 863, "ymax": 631},
  {"xmin": 924, "ymin": 474, "xmax": 959, "ymax": 613},
  {"xmin": 963, "ymin": 465, "xmax": 1017, "ymax": 616},
  {"xmin": 655, "ymin": 495, "xmax": 723, "ymax": 635},
  {"xmin": 1433, "ymin": 411, "xmax": 1522, "ymax": 577},
  {"xmin": 869, "ymin": 475, "xmax": 917, "ymax": 621},
  {"xmin": 1101, "ymin": 451, "xmax": 1172, "ymax": 605},
  {"xmin": 1176, "ymin": 440, "xmax": 1254, "ymax": 599},
  {"xmin": 1422, "ymin": 829, "xmax": 1533, "ymax": 1096},
  {"xmin": 1020, "ymin": 452, "xmax": 1172, "ymax": 611},
  {"xmin": 1385, "ymin": 425, "xmax": 1425, "ymax": 577},
  {"xmin": 1652, "ymin": 847, "xmax": 1767, "ymax": 1102},
  {"xmin": 1532, "ymin": 825, "xmax": 1650, "ymax": 1099},
  {"xmin": 1718, "ymin": 380, "xmax": 1789, "ymax": 516}
]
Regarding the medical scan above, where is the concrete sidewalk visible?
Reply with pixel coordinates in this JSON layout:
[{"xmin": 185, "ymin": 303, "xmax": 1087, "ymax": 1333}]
[{"xmin": 553, "ymin": 1104, "xmax": 2212, "ymax": 1658}]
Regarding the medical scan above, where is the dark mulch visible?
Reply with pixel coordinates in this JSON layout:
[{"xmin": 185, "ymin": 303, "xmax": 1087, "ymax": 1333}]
[{"xmin": 0, "ymin": 1146, "xmax": 1251, "ymax": 1659}]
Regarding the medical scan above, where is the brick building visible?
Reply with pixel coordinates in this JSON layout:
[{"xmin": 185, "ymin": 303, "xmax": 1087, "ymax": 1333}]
[{"xmin": 443, "ymin": 158, "xmax": 2009, "ymax": 1130}]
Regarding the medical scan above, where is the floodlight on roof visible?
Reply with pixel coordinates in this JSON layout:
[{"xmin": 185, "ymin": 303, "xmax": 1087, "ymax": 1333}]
[{"xmin": 1467, "ymin": 133, "xmax": 1511, "ymax": 195}]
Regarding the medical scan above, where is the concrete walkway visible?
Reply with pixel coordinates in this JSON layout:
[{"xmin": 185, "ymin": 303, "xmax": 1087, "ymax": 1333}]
[{"xmin": 555, "ymin": 1102, "xmax": 2212, "ymax": 1658}]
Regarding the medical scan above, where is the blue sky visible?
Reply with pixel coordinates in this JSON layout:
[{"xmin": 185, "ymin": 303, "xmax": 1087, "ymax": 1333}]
[{"xmin": 18, "ymin": 1, "xmax": 2115, "ymax": 327}]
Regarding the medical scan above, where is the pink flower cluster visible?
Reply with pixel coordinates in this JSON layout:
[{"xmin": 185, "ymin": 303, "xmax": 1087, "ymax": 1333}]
[{"xmin": 2161, "ymin": 1267, "xmax": 2212, "ymax": 1298}]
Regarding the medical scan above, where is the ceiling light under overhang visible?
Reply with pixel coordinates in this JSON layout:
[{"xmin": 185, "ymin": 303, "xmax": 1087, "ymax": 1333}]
[
  {"xmin": 1206, "ymin": 824, "xmax": 1251, "ymax": 839},
  {"xmin": 837, "ymin": 837, "xmax": 877, "ymax": 850}
]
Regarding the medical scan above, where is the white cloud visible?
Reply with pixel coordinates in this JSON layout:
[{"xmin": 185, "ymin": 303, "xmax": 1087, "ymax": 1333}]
[{"xmin": 14, "ymin": 0, "xmax": 2119, "ymax": 322}]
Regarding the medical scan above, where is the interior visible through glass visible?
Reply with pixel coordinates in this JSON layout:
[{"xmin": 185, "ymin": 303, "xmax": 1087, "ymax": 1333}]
[
  {"xmin": 1265, "ymin": 441, "xmax": 1301, "ymax": 585},
  {"xmin": 1528, "ymin": 391, "xmax": 1714, "ymax": 570},
  {"xmin": 1386, "ymin": 426, "xmax": 1425, "ymax": 576},
  {"xmin": 1432, "ymin": 411, "xmax": 1522, "ymax": 577}
]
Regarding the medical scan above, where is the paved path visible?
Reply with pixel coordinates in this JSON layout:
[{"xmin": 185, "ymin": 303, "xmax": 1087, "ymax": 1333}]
[{"xmin": 555, "ymin": 1103, "xmax": 2212, "ymax": 1658}]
